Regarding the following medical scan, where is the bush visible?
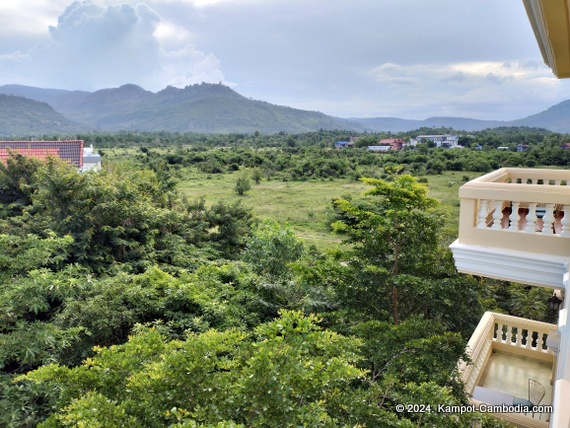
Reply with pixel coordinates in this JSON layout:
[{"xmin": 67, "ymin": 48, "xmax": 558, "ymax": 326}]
[{"xmin": 234, "ymin": 176, "xmax": 251, "ymax": 195}]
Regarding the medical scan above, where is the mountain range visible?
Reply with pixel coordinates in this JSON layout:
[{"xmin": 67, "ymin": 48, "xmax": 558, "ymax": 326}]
[{"xmin": 1, "ymin": 83, "xmax": 570, "ymax": 135}]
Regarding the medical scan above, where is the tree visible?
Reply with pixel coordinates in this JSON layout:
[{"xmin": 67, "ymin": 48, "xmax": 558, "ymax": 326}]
[
  {"xmin": 234, "ymin": 175, "xmax": 251, "ymax": 196},
  {"xmin": 251, "ymin": 168, "xmax": 263, "ymax": 184},
  {"xmin": 352, "ymin": 318, "xmax": 467, "ymax": 394},
  {"xmin": 206, "ymin": 200, "xmax": 253, "ymax": 258},
  {"xmin": 3, "ymin": 159, "xmax": 190, "ymax": 272},
  {"xmin": 243, "ymin": 220, "xmax": 304, "ymax": 279},
  {"xmin": 331, "ymin": 174, "xmax": 443, "ymax": 324},
  {"xmin": 0, "ymin": 152, "xmax": 42, "ymax": 213}
]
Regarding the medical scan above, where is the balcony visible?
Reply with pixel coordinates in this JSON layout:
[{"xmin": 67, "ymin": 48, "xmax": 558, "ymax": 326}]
[
  {"xmin": 449, "ymin": 168, "xmax": 570, "ymax": 289},
  {"xmin": 460, "ymin": 312, "xmax": 557, "ymax": 427},
  {"xmin": 450, "ymin": 168, "xmax": 570, "ymax": 428}
]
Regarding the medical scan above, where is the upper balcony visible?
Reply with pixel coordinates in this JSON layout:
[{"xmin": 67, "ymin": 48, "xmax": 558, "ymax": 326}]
[{"xmin": 449, "ymin": 168, "xmax": 570, "ymax": 289}]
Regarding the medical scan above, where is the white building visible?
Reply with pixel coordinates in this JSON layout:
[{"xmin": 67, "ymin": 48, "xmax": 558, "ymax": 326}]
[
  {"xmin": 409, "ymin": 134, "xmax": 460, "ymax": 148},
  {"xmin": 367, "ymin": 145, "xmax": 391, "ymax": 152},
  {"xmin": 447, "ymin": 2, "xmax": 570, "ymax": 426},
  {"xmin": 82, "ymin": 145, "xmax": 102, "ymax": 172}
]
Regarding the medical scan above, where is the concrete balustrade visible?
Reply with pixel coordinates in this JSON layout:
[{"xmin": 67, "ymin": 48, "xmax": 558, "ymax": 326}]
[
  {"xmin": 450, "ymin": 168, "xmax": 570, "ymax": 289},
  {"xmin": 460, "ymin": 312, "xmax": 557, "ymax": 428},
  {"xmin": 461, "ymin": 312, "xmax": 557, "ymax": 394},
  {"xmin": 458, "ymin": 168, "xmax": 570, "ymax": 258}
]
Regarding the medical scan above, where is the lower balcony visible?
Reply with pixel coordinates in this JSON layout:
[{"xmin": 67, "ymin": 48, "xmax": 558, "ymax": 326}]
[{"xmin": 460, "ymin": 312, "xmax": 557, "ymax": 428}]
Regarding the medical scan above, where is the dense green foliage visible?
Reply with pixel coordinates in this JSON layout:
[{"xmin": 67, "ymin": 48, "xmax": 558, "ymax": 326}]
[
  {"xmin": 2, "ymin": 126, "xmax": 562, "ymax": 427},
  {"xmin": 54, "ymin": 126, "xmax": 568, "ymax": 183}
]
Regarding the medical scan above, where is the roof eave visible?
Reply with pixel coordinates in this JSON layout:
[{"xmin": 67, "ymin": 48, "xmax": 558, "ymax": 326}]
[{"xmin": 523, "ymin": 0, "xmax": 570, "ymax": 78}]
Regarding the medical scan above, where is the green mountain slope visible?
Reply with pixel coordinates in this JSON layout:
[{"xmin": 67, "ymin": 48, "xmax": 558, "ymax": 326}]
[
  {"xmin": 0, "ymin": 83, "xmax": 363, "ymax": 134},
  {"xmin": 508, "ymin": 100, "xmax": 570, "ymax": 132},
  {"xmin": 0, "ymin": 94, "xmax": 88, "ymax": 136},
  {"xmin": 4, "ymin": 82, "xmax": 570, "ymax": 133}
]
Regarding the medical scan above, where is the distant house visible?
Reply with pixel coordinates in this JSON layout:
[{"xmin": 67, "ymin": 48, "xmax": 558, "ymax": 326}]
[
  {"xmin": 0, "ymin": 140, "xmax": 84, "ymax": 168},
  {"xmin": 409, "ymin": 134, "xmax": 460, "ymax": 148},
  {"xmin": 367, "ymin": 138, "xmax": 406, "ymax": 152},
  {"xmin": 497, "ymin": 146, "xmax": 509, "ymax": 151},
  {"xmin": 334, "ymin": 141, "xmax": 353, "ymax": 149},
  {"xmin": 560, "ymin": 142, "xmax": 570, "ymax": 149},
  {"xmin": 378, "ymin": 138, "xmax": 406, "ymax": 150},
  {"xmin": 516, "ymin": 144, "xmax": 529, "ymax": 152}
]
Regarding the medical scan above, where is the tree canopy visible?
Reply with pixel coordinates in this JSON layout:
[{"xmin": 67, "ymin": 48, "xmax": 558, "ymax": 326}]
[{"xmin": 0, "ymin": 147, "xmax": 519, "ymax": 428}]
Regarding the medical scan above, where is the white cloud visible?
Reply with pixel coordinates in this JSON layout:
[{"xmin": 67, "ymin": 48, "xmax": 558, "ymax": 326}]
[
  {"xmin": 0, "ymin": 1, "xmax": 230, "ymax": 91},
  {"xmin": 154, "ymin": 21, "xmax": 193, "ymax": 50},
  {"xmin": 365, "ymin": 60, "xmax": 565, "ymax": 120},
  {"xmin": 370, "ymin": 63, "xmax": 419, "ymax": 85},
  {"xmin": 160, "ymin": 45, "xmax": 234, "ymax": 88}
]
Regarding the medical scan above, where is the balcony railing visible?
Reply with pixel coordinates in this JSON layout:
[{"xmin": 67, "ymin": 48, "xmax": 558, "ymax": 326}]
[
  {"xmin": 460, "ymin": 312, "xmax": 557, "ymax": 428},
  {"xmin": 460, "ymin": 311, "xmax": 556, "ymax": 394},
  {"xmin": 451, "ymin": 168, "xmax": 570, "ymax": 288}
]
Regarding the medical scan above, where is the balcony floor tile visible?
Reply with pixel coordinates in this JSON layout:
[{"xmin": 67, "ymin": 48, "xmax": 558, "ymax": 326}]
[{"xmin": 480, "ymin": 350, "xmax": 553, "ymax": 421}]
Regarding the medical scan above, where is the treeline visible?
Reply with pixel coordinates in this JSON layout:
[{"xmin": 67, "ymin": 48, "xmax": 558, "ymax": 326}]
[
  {"xmin": 0, "ymin": 151, "xmax": 549, "ymax": 427},
  {"xmin": 133, "ymin": 141, "xmax": 570, "ymax": 183},
  {"xmin": 19, "ymin": 125, "xmax": 561, "ymax": 150},
  {"xmin": 48, "ymin": 126, "xmax": 565, "ymax": 181}
]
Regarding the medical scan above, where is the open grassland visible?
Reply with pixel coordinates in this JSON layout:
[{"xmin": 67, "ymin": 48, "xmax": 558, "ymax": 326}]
[
  {"xmin": 177, "ymin": 168, "xmax": 482, "ymax": 250},
  {"xmin": 178, "ymin": 169, "xmax": 368, "ymax": 250},
  {"xmin": 103, "ymin": 147, "xmax": 482, "ymax": 250}
]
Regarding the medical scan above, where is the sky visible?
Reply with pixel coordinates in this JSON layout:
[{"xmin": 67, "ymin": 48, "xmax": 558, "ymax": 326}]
[{"xmin": 0, "ymin": 0, "xmax": 569, "ymax": 121}]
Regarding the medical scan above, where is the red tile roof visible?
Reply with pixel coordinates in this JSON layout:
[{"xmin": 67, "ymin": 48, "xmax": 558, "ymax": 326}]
[{"xmin": 0, "ymin": 140, "xmax": 83, "ymax": 168}]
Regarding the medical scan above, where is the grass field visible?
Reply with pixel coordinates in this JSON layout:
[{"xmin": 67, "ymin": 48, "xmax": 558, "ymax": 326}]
[
  {"xmin": 177, "ymin": 168, "xmax": 481, "ymax": 250},
  {"xmin": 178, "ymin": 170, "xmax": 367, "ymax": 249},
  {"xmin": 103, "ymin": 148, "xmax": 481, "ymax": 250}
]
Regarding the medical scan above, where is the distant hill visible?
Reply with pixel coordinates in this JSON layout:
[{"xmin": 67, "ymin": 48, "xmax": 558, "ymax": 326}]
[
  {"xmin": 352, "ymin": 105, "xmax": 570, "ymax": 133},
  {"xmin": 0, "ymin": 94, "xmax": 88, "ymax": 136},
  {"xmin": 507, "ymin": 100, "xmax": 570, "ymax": 133},
  {"xmin": 354, "ymin": 116, "xmax": 507, "ymax": 132},
  {"xmin": 0, "ymin": 83, "xmax": 363, "ymax": 134},
  {"xmin": 2, "ymin": 82, "xmax": 570, "ymax": 135}
]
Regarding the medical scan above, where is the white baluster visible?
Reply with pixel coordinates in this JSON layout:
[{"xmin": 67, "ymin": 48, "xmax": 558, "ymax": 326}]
[
  {"xmin": 491, "ymin": 201, "xmax": 504, "ymax": 230},
  {"xmin": 497, "ymin": 323, "xmax": 506, "ymax": 343},
  {"xmin": 525, "ymin": 203, "xmax": 537, "ymax": 233},
  {"xmin": 542, "ymin": 203, "xmax": 555, "ymax": 235},
  {"xmin": 477, "ymin": 200, "xmax": 489, "ymax": 228},
  {"xmin": 561, "ymin": 206, "xmax": 570, "ymax": 237},
  {"xmin": 538, "ymin": 331, "xmax": 548, "ymax": 352},
  {"xmin": 509, "ymin": 202, "xmax": 520, "ymax": 231}
]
